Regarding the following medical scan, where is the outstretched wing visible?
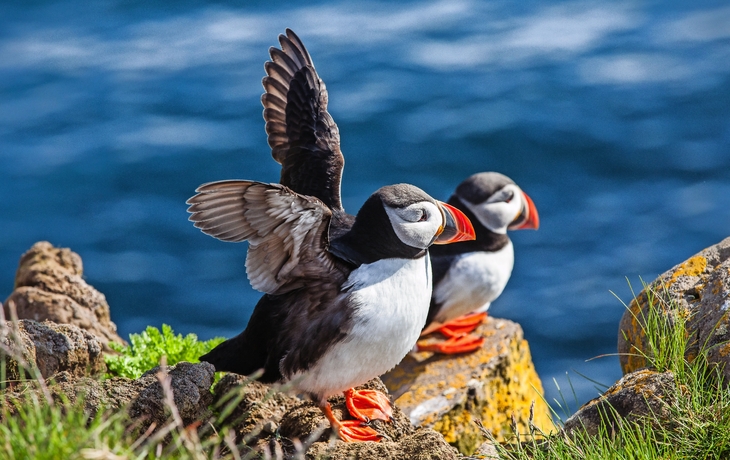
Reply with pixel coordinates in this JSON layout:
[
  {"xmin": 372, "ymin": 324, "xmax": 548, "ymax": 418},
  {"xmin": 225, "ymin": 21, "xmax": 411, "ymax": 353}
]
[
  {"xmin": 187, "ymin": 180, "xmax": 345, "ymax": 294},
  {"xmin": 262, "ymin": 28, "xmax": 345, "ymax": 211}
]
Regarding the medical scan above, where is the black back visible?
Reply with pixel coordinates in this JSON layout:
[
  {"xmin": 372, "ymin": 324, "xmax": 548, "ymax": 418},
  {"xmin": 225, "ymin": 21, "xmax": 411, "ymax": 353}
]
[{"xmin": 200, "ymin": 288, "xmax": 353, "ymax": 382}]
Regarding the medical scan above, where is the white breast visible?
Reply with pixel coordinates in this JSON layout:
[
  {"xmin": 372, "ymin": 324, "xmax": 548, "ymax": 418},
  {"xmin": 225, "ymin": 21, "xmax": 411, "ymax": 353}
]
[
  {"xmin": 432, "ymin": 241, "xmax": 514, "ymax": 324},
  {"xmin": 290, "ymin": 256, "xmax": 432, "ymax": 400}
]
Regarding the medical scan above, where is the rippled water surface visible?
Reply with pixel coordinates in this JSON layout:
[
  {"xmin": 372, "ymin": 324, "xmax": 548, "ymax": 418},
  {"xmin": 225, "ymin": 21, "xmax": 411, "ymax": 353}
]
[{"xmin": 2, "ymin": 0, "xmax": 729, "ymax": 411}]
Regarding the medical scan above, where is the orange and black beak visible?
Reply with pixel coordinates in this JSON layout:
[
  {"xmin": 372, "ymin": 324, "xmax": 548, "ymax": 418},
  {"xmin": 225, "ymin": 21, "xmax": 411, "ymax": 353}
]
[
  {"xmin": 434, "ymin": 201, "xmax": 476, "ymax": 244},
  {"xmin": 508, "ymin": 191, "xmax": 539, "ymax": 231}
]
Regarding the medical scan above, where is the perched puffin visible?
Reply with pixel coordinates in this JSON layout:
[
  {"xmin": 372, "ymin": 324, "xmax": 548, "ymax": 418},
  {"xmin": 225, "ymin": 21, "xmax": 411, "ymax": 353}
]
[
  {"xmin": 417, "ymin": 172, "xmax": 539, "ymax": 354},
  {"xmin": 188, "ymin": 29, "xmax": 475, "ymax": 443}
]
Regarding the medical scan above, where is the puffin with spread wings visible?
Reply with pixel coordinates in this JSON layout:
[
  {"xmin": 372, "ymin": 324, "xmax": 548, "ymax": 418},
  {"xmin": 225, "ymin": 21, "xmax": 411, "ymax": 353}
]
[{"xmin": 188, "ymin": 29, "xmax": 475, "ymax": 442}]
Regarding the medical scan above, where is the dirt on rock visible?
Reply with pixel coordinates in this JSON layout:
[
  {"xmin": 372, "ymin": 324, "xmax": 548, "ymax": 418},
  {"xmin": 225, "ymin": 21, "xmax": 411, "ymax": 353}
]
[
  {"xmin": 212, "ymin": 373, "xmax": 301, "ymax": 442},
  {"xmin": 304, "ymin": 428, "xmax": 459, "ymax": 460},
  {"xmin": 212, "ymin": 376, "xmax": 458, "ymax": 460},
  {"xmin": 0, "ymin": 371, "xmax": 143, "ymax": 418}
]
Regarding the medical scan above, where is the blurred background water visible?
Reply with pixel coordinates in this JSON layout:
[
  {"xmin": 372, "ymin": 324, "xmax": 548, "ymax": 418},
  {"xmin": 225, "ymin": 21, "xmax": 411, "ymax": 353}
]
[{"xmin": 1, "ymin": 0, "xmax": 729, "ymax": 414}]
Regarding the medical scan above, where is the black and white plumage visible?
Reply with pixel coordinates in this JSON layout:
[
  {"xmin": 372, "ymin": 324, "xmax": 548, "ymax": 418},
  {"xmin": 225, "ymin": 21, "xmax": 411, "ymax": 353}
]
[
  {"xmin": 187, "ymin": 29, "xmax": 475, "ymax": 442},
  {"xmin": 423, "ymin": 172, "xmax": 539, "ymax": 336}
]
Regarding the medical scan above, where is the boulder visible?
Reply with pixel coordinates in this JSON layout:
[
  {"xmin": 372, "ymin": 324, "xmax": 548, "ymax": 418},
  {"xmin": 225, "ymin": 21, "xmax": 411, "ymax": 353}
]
[
  {"xmin": 130, "ymin": 361, "xmax": 216, "ymax": 430},
  {"xmin": 381, "ymin": 317, "xmax": 553, "ymax": 454},
  {"xmin": 618, "ymin": 236, "xmax": 730, "ymax": 380},
  {"xmin": 3, "ymin": 241, "xmax": 125, "ymax": 350},
  {"xmin": 0, "ymin": 319, "xmax": 105, "ymax": 380},
  {"xmin": 563, "ymin": 369, "xmax": 676, "ymax": 437}
]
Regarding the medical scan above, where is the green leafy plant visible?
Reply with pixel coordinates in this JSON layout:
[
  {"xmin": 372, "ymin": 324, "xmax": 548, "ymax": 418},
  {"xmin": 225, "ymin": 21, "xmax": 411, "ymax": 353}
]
[{"xmin": 105, "ymin": 324, "xmax": 225, "ymax": 379}]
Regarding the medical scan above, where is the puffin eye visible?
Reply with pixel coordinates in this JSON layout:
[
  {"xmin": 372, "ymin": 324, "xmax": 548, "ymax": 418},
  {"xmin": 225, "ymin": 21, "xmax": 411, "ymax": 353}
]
[
  {"xmin": 418, "ymin": 211, "xmax": 428, "ymax": 222},
  {"xmin": 504, "ymin": 190, "xmax": 514, "ymax": 203}
]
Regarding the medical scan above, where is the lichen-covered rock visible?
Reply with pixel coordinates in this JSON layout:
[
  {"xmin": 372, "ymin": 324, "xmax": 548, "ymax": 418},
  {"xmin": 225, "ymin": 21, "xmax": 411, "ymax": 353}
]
[
  {"xmin": 3, "ymin": 241, "xmax": 125, "ymax": 350},
  {"xmin": 0, "ymin": 319, "xmax": 105, "ymax": 380},
  {"xmin": 563, "ymin": 369, "xmax": 676, "ymax": 437},
  {"xmin": 381, "ymin": 317, "xmax": 552, "ymax": 454},
  {"xmin": 618, "ymin": 236, "xmax": 730, "ymax": 379}
]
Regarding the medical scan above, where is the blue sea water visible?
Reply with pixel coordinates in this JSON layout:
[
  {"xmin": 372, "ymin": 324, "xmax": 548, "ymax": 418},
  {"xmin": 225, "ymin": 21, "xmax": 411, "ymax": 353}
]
[{"xmin": 1, "ymin": 0, "xmax": 729, "ymax": 414}]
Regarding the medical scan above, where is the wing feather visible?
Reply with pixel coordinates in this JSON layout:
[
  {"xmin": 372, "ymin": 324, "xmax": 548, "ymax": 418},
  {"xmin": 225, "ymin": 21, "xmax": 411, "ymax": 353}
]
[
  {"xmin": 279, "ymin": 34, "xmax": 309, "ymax": 68},
  {"xmin": 265, "ymin": 121, "xmax": 288, "ymax": 136},
  {"xmin": 261, "ymin": 29, "xmax": 345, "ymax": 211},
  {"xmin": 264, "ymin": 108, "xmax": 285, "ymax": 124},
  {"xmin": 261, "ymin": 93, "xmax": 287, "ymax": 111},
  {"xmin": 269, "ymin": 48, "xmax": 299, "ymax": 76},
  {"xmin": 263, "ymin": 77, "xmax": 289, "ymax": 100},
  {"xmin": 264, "ymin": 61, "xmax": 292, "ymax": 84},
  {"xmin": 187, "ymin": 180, "xmax": 343, "ymax": 294}
]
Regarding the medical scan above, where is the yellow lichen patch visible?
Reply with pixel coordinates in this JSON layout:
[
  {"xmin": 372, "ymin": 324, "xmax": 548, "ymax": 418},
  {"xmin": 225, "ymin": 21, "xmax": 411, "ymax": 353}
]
[
  {"xmin": 620, "ymin": 254, "xmax": 713, "ymax": 375},
  {"xmin": 430, "ymin": 337, "xmax": 552, "ymax": 454},
  {"xmin": 391, "ymin": 341, "xmax": 503, "ymax": 411},
  {"xmin": 383, "ymin": 318, "xmax": 553, "ymax": 455},
  {"xmin": 620, "ymin": 294, "xmax": 652, "ymax": 374},
  {"xmin": 624, "ymin": 347, "xmax": 650, "ymax": 374},
  {"xmin": 717, "ymin": 342, "xmax": 730, "ymax": 358},
  {"xmin": 686, "ymin": 348, "xmax": 698, "ymax": 364},
  {"xmin": 433, "ymin": 410, "xmax": 483, "ymax": 453},
  {"xmin": 669, "ymin": 256, "xmax": 707, "ymax": 285}
]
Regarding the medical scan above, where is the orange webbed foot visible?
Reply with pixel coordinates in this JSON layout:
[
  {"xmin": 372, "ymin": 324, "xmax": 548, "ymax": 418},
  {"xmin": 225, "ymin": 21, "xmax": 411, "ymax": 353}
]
[
  {"xmin": 417, "ymin": 333, "xmax": 485, "ymax": 354},
  {"xmin": 436, "ymin": 312, "xmax": 487, "ymax": 337},
  {"xmin": 345, "ymin": 388, "xmax": 393, "ymax": 422},
  {"xmin": 321, "ymin": 400, "xmax": 382, "ymax": 443},
  {"xmin": 334, "ymin": 420, "xmax": 382, "ymax": 442}
]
